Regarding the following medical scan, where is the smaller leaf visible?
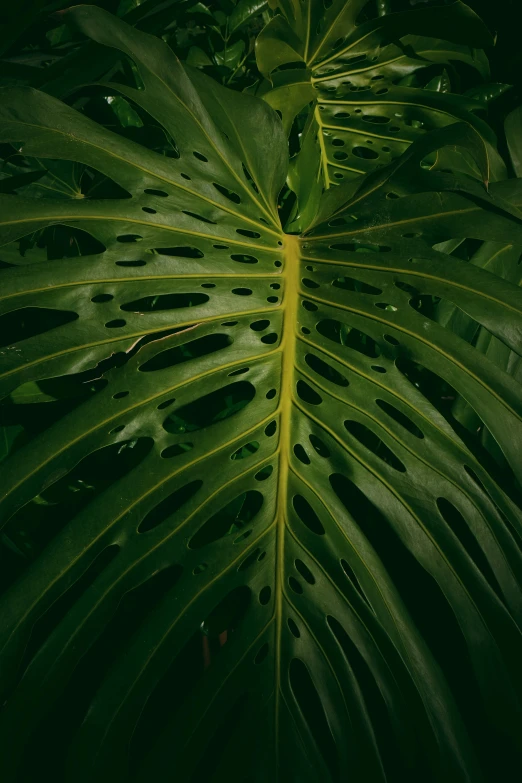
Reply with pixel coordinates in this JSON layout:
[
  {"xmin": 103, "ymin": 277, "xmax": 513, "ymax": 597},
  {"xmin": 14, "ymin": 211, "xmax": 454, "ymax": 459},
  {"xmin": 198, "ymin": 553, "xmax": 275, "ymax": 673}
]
[
  {"xmin": 186, "ymin": 45, "xmax": 213, "ymax": 66},
  {"xmin": 229, "ymin": 0, "xmax": 268, "ymax": 34},
  {"xmin": 45, "ymin": 24, "xmax": 75, "ymax": 47},
  {"xmin": 425, "ymin": 69, "xmax": 451, "ymax": 93},
  {"xmin": 105, "ymin": 95, "xmax": 143, "ymax": 128},
  {"xmin": 214, "ymin": 39, "xmax": 245, "ymax": 69},
  {"xmin": 464, "ymin": 83, "xmax": 513, "ymax": 104}
]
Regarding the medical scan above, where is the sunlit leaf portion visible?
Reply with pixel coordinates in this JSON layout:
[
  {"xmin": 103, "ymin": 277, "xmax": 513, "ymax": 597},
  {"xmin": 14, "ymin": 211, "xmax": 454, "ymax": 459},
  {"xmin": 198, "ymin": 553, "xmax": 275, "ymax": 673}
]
[{"xmin": 0, "ymin": 6, "xmax": 522, "ymax": 783}]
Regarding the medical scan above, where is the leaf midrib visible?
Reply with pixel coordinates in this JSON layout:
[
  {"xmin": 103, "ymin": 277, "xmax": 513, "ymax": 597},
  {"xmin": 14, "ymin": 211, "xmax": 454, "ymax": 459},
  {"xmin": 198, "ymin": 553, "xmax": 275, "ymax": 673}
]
[{"xmin": 273, "ymin": 233, "xmax": 300, "ymax": 775}]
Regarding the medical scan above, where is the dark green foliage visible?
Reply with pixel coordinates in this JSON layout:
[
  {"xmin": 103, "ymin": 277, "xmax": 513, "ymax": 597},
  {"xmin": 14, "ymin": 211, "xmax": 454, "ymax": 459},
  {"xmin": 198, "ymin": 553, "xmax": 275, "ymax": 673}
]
[{"xmin": 0, "ymin": 3, "xmax": 521, "ymax": 782}]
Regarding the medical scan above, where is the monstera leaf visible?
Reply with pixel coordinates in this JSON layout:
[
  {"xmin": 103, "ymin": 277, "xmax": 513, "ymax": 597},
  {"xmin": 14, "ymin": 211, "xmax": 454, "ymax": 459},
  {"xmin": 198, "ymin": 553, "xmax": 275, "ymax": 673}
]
[
  {"xmin": 1, "ymin": 6, "xmax": 522, "ymax": 782},
  {"xmin": 256, "ymin": 0, "xmax": 504, "ymax": 228}
]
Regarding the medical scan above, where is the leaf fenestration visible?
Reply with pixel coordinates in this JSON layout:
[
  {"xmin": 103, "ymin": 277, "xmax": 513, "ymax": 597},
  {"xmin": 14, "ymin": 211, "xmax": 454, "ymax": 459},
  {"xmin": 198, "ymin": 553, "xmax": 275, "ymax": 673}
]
[{"xmin": 1, "ymin": 6, "xmax": 522, "ymax": 783}]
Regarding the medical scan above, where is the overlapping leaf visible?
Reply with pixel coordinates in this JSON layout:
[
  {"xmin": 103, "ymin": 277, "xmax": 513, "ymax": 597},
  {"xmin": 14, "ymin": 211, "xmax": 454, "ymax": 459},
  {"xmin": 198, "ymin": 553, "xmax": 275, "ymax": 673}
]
[
  {"xmin": 256, "ymin": 0, "xmax": 505, "ymax": 228},
  {"xmin": 1, "ymin": 6, "xmax": 522, "ymax": 783}
]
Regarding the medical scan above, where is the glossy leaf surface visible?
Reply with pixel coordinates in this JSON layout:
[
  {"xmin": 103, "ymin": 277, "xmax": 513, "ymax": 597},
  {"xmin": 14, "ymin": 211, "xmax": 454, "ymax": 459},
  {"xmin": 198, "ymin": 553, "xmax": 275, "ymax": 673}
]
[
  {"xmin": 0, "ymin": 6, "xmax": 522, "ymax": 783},
  {"xmin": 256, "ymin": 0, "xmax": 503, "ymax": 228}
]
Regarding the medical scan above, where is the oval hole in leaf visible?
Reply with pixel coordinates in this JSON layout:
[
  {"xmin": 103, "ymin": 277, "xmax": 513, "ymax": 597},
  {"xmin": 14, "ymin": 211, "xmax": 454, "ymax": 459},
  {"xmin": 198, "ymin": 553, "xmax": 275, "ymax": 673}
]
[
  {"xmin": 231, "ymin": 254, "xmax": 258, "ymax": 264},
  {"xmin": 213, "ymin": 182, "xmax": 241, "ymax": 204},
  {"xmin": 154, "ymin": 247, "xmax": 204, "ymax": 258},
  {"xmin": 295, "ymin": 559, "xmax": 315, "ymax": 585},
  {"xmin": 254, "ymin": 643, "xmax": 269, "ymax": 664},
  {"xmin": 41, "ymin": 438, "xmax": 153, "ymax": 506},
  {"xmin": 255, "ymin": 465, "xmax": 273, "ymax": 481},
  {"xmin": 353, "ymin": 146, "xmax": 378, "ymax": 159},
  {"xmin": 261, "ymin": 332, "xmax": 278, "ymax": 344},
  {"xmin": 105, "ymin": 319, "xmax": 126, "ymax": 328},
  {"xmin": 236, "ymin": 228, "xmax": 261, "ymax": 239},
  {"xmin": 265, "ymin": 420, "xmax": 277, "ymax": 436},
  {"xmin": 329, "ymin": 242, "xmax": 390, "ymax": 253},
  {"xmin": 333, "ymin": 276, "xmax": 382, "ymax": 295},
  {"xmin": 340, "ymin": 560, "xmax": 370, "ymax": 607},
  {"xmin": 305, "ymin": 353, "xmax": 349, "ymax": 387},
  {"xmin": 288, "ymin": 577, "xmax": 303, "ymax": 594},
  {"xmin": 375, "ymin": 399, "xmax": 423, "ymax": 438},
  {"xmin": 362, "ymin": 115, "xmax": 390, "ymax": 124},
  {"xmin": 288, "ymin": 618, "xmax": 300, "ymax": 638},
  {"xmin": 139, "ymin": 334, "xmax": 231, "ymax": 372},
  {"xmin": 293, "ymin": 444, "xmax": 310, "ymax": 465},
  {"xmin": 292, "ymin": 495, "xmax": 325, "ymax": 535},
  {"xmin": 160, "ymin": 442, "xmax": 194, "ymax": 459},
  {"xmin": 157, "ymin": 398, "xmax": 175, "ymax": 410},
  {"xmin": 91, "ymin": 294, "xmax": 113, "ymax": 303},
  {"xmin": 163, "ymin": 381, "xmax": 255, "ymax": 434},
  {"xmin": 250, "ymin": 319, "xmax": 270, "ymax": 331},
  {"xmin": 344, "ymin": 420, "xmax": 406, "ymax": 472},
  {"xmin": 138, "ymin": 480, "xmax": 203, "ymax": 533},
  {"xmin": 117, "ymin": 234, "xmax": 142, "ymax": 243},
  {"xmin": 234, "ymin": 530, "xmax": 252, "ymax": 544},
  {"xmin": 238, "ymin": 547, "xmax": 261, "ymax": 572},
  {"xmin": 189, "ymin": 490, "xmax": 263, "ymax": 548},
  {"xmin": 0, "ymin": 307, "xmax": 78, "ymax": 348},
  {"xmin": 182, "ymin": 210, "xmax": 216, "ymax": 225},
  {"xmin": 309, "ymin": 434, "xmax": 330, "ymax": 458},
  {"xmin": 259, "ymin": 586, "xmax": 271, "ymax": 605},
  {"xmin": 203, "ymin": 585, "xmax": 251, "ymax": 637},
  {"xmin": 121, "ymin": 293, "xmax": 209, "ymax": 313},
  {"xmin": 144, "ymin": 188, "xmax": 168, "ymax": 197},
  {"xmin": 317, "ymin": 319, "xmax": 381, "ymax": 358},
  {"xmin": 296, "ymin": 380, "xmax": 322, "ymax": 405}
]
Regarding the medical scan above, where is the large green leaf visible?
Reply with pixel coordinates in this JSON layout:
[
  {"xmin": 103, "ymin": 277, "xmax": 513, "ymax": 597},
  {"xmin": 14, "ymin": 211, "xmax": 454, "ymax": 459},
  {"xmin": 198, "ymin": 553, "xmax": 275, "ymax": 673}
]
[
  {"xmin": 1, "ymin": 6, "xmax": 522, "ymax": 782},
  {"xmin": 256, "ymin": 0, "xmax": 504, "ymax": 228}
]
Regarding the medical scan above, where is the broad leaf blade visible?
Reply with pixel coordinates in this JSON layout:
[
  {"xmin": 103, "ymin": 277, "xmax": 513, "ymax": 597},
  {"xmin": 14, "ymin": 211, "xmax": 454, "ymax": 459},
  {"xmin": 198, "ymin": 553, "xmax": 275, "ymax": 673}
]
[
  {"xmin": 257, "ymin": 0, "xmax": 501, "ymax": 230},
  {"xmin": 0, "ymin": 7, "xmax": 522, "ymax": 783}
]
